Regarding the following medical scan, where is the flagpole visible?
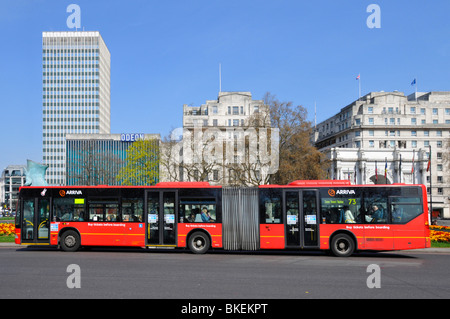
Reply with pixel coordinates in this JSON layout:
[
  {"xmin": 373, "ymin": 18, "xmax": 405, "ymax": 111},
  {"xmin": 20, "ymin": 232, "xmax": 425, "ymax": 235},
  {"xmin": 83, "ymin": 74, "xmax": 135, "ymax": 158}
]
[
  {"xmin": 359, "ymin": 77, "xmax": 361, "ymax": 99},
  {"xmin": 375, "ymin": 160, "xmax": 378, "ymax": 184},
  {"xmin": 415, "ymin": 77, "xmax": 418, "ymax": 100},
  {"xmin": 358, "ymin": 75, "xmax": 361, "ymax": 99},
  {"xmin": 219, "ymin": 63, "xmax": 222, "ymax": 93}
]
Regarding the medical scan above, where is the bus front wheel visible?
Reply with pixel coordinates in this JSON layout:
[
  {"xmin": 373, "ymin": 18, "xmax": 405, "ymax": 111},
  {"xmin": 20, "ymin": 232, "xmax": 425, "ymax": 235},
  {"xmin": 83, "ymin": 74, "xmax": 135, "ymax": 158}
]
[
  {"xmin": 330, "ymin": 233, "xmax": 355, "ymax": 257},
  {"xmin": 60, "ymin": 230, "xmax": 81, "ymax": 252},
  {"xmin": 188, "ymin": 231, "xmax": 210, "ymax": 254}
]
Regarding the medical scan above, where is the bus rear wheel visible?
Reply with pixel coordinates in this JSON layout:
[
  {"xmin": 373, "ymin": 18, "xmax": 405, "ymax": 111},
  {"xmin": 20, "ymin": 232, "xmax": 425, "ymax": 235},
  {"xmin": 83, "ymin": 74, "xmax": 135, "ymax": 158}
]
[
  {"xmin": 330, "ymin": 233, "xmax": 355, "ymax": 257},
  {"xmin": 60, "ymin": 230, "xmax": 81, "ymax": 252},
  {"xmin": 188, "ymin": 231, "xmax": 210, "ymax": 254}
]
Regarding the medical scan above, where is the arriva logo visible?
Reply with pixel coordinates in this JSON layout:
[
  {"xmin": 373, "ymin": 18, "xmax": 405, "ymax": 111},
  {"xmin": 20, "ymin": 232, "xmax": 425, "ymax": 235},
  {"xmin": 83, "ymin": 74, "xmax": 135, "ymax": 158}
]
[
  {"xmin": 60, "ymin": 190, "xmax": 83, "ymax": 196},
  {"xmin": 66, "ymin": 190, "xmax": 83, "ymax": 195},
  {"xmin": 336, "ymin": 189, "xmax": 356, "ymax": 195}
]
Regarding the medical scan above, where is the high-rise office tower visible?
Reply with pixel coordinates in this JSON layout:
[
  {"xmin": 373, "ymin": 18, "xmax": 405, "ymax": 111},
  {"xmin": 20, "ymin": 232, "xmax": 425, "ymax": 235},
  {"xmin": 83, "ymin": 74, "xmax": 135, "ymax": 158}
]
[{"xmin": 42, "ymin": 31, "xmax": 111, "ymax": 185}]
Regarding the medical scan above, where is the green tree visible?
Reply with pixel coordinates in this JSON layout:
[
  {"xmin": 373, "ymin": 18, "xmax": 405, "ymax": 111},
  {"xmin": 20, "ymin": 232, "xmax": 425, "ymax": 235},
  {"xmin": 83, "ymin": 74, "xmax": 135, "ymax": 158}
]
[{"xmin": 116, "ymin": 139, "xmax": 159, "ymax": 186}]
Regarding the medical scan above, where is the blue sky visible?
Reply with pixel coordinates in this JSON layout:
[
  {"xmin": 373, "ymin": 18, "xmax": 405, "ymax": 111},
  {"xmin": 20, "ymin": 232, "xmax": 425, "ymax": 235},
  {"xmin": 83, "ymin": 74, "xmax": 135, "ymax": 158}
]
[{"xmin": 1, "ymin": 0, "xmax": 450, "ymax": 171}]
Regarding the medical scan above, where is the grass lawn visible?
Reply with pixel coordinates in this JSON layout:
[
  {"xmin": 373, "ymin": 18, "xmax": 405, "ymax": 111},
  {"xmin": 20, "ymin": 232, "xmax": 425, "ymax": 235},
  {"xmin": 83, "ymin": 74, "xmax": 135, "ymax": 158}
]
[{"xmin": 0, "ymin": 235, "xmax": 15, "ymax": 243}]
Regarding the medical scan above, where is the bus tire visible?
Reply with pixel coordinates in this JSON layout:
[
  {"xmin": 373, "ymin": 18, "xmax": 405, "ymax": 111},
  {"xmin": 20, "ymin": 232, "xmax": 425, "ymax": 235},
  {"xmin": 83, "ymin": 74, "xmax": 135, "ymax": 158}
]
[
  {"xmin": 60, "ymin": 230, "xmax": 81, "ymax": 252},
  {"xmin": 330, "ymin": 233, "xmax": 355, "ymax": 257},
  {"xmin": 188, "ymin": 231, "xmax": 210, "ymax": 254}
]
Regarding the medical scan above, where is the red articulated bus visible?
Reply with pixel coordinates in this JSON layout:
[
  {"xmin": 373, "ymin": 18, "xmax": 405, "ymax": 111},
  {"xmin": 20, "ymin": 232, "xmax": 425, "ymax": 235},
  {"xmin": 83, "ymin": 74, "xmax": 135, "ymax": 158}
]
[{"xmin": 15, "ymin": 180, "xmax": 431, "ymax": 257}]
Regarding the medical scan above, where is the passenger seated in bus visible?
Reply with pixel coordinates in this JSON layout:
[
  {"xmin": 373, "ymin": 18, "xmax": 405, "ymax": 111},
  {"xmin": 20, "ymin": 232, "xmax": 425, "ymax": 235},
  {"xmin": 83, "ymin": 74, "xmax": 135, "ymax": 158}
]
[
  {"xmin": 343, "ymin": 206, "xmax": 356, "ymax": 223},
  {"xmin": 192, "ymin": 208, "xmax": 203, "ymax": 222},
  {"xmin": 392, "ymin": 205, "xmax": 402, "ymax": 223},
  {"xmin": 366, "ymin": 204, "xmax": 384, "ymax": 223},
  {"xmin": 186, "ymin": 212, "xmax": 196, "ymax": 223},
  {"xmin": 201, "ymin": 207, "xmax": 214, "ymax": 222}
]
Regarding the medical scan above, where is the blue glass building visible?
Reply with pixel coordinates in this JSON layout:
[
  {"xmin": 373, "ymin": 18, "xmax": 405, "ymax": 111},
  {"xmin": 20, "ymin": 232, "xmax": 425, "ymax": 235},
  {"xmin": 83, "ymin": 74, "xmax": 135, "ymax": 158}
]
[{"xmin": 66, "ymin": 134, "xmax": 160, "ymax": 186}]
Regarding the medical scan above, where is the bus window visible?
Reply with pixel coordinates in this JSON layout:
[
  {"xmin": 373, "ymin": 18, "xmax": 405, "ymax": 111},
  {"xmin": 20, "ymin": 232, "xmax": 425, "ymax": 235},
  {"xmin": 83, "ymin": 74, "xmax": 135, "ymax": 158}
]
[
  {"xmin": 321, "ymin": 197, "xmax": 362, "ymax": 224},
  {"xmin": 54, "ymin": 198, "xmax": 86, "ymax": 222},
  {"xmin": 179, "ymin": 198, "xmax": 216, "ymax": 223},
  {"xmin": 391, "ymin": 197, "xmax": 422, "ymax": 224},
  {"xmin": 363, "ymin": 190, "xmax": 388, "ymax": 223},
  {"xmin": 122, "ymin": 198, "xmax": 144, "ymax": 222},
  {"xmin": 259, "ymin": 189, "xmax": 282, "ymax": 223},
  {"xmin": 88, "ymin": 199, "xmax": 118, "ymax": 222}
]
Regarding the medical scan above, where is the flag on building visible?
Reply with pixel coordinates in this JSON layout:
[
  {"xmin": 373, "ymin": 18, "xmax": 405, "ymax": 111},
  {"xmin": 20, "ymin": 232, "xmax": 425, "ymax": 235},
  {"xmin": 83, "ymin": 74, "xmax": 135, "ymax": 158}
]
[
  {"xmin": 384, "ymin": 158, "xmax": 387, "ymax": 178},
  {"xmin": 411, "ymin": 78, "xmax": 416, "ymax": 86},
  {"xmin": 356, "ymin": 74, "xmax": 360, "ymax": 80},
  {"xmin": 427, "ymin": 152, "xmax": 431, "ymax": 172},
  {"xmin": 411, "ymin": 150, "xmax": 415, "ymax": 173}
]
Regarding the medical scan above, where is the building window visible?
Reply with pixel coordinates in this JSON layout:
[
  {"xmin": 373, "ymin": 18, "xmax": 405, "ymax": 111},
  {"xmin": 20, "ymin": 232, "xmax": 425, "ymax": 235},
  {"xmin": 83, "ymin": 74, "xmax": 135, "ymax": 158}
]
[
  {"xmin": 411, "ymin": 131, "xmax": 417, "ymax": 136},
  {"xmin": 437, "ymin": 141, "xmax": 443, "ymax": 148},
  {"xmin": 411, "ymin": 118, "xmax": 416, "ymax": 124},
  {"xmin": 369, "ymin": 140, "xmax": 374, "ymax": 148},
  {"xmin": 369, "ymin": 130, "xmax": 374, "ymax": 136},
  {"xmin": 368, "ymin": 107, "xmax": 373, "ymax": 114},
  {"xmin": 410, "ymin": 107, "xmax": 416, "ymax": 114},
  {"xmin": 438, "ymin": 188, "xmax": 443, "ymax": 195},
  {"xmin": 411, "ymin": 140, "xmax": 417, "ymax": 148},
  {"xmin": 213, "ymin": 119, "xmax": 218, "ymax": 126},
  {"xmin": 368, "ymin": 118, "xmax": 374, "ymax": 125},
  {"xmin": 433, "ymin": 108, "xmax": 438, "ymax": 115}
]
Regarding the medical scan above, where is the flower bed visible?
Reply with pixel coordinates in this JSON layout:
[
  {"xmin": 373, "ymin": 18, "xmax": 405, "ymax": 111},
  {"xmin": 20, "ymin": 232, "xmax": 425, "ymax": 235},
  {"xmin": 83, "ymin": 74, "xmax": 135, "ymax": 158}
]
[
  {"xmin": 0, "ymin": 223, "xmax": 15, "ymax": 236},
  {"xmin": 430, "ymin": 225, "xmax": 450, "ymax": 243}
]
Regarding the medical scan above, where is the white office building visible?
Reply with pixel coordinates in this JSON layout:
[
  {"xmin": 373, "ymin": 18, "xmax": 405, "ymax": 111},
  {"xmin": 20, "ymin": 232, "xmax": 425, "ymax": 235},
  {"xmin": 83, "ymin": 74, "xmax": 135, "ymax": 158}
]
[
  {"xmin": 313, "ymin": 91, "xmax": 450, "ymax": 219},
  {"xmin": 162, "ymin": 92, "xmax": 277, "ymax": 186},
  {"xmin": 42, "ymin": 31, "xmax": 111, "ymax": 185}
]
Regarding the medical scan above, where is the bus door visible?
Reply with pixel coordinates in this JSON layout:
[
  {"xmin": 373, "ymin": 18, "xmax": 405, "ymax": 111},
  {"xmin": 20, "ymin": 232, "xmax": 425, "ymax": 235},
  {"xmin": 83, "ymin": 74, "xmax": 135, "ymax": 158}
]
[
  {"xmin": 21, "ymin": 197, "xmax": 50, "ymax": 245},
  {"xmin": 145, "ymin": 190, "xmax": 177, "ymax": 246},
  {"xmin": 285, "ymin": 190, "xmax": 319, "ymax": 248}
]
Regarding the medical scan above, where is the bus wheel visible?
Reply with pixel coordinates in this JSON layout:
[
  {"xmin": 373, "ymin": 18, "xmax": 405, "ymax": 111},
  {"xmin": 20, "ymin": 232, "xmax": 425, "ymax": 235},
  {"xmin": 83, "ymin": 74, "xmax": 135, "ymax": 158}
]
[
  {"xmin": 188, "ymin": 231, "xmax": 210, "ymax": 254},
  {"xmin": 60, "ymin": 230, "xmax": 81, "ymax": 252},
  {"xmin": 330, "ymin": 233, "xmax": 355, "ymax": 257}
]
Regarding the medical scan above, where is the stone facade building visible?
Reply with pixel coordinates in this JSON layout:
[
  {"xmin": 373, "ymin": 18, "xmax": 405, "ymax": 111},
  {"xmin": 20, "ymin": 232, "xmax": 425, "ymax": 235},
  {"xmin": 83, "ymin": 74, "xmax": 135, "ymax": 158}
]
[{"xmin": 313, "ymin": 91, "xmax": 450, "ymax": 219}]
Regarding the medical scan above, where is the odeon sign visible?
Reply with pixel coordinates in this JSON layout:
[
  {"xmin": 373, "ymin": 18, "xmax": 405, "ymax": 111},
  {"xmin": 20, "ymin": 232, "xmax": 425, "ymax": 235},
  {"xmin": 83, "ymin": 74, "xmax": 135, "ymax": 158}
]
[{"xmin": 121, "ymin": 133, "xmax": 145, "ymax": 142}]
